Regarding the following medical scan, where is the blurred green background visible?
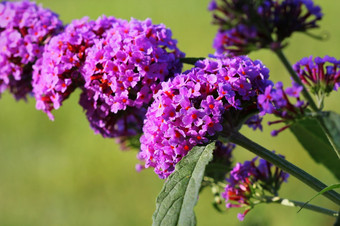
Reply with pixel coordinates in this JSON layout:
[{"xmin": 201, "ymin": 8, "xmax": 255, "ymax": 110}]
[{"xmin": 1, "ymin": 0, "xmax": 340, "ymax": 225}]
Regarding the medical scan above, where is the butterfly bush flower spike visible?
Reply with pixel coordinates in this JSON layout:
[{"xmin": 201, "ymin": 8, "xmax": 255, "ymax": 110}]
[
  {"xmin": 0, "ymin": 0, "xmax": 63, "ymax": 100},
  {"xmin": 32, "ymin": 16, "xmax": 120, "ymax": 120},
  {"xmin": 294, "ymin": 55, "xmax": 340, "ymax": 108},
  {"xmin": 80, "ymin": 18, "xmax": 184, "ymax": 138},
  {"xmin": 209, "ymin": 0, "xmax": 322, "ymax": 56},
  {"xmin": 222, "ymin": 155, "xmax": 289, "ymax": 221},
  {"xmin": 138, "ymin": 56, "xmax": 272, "ymax": 178}
]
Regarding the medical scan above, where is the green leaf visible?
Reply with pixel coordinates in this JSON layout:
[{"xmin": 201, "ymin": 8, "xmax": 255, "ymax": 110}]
[
  {"xmin": 298, "ymin": 183, "xmax": 340, "ymax": 213},
  {"xmin": 319, "ymin": 111, "xmax": 340, "ymax": 159},
  {"xmin": 290, "ymin": 116, "xmax": 340, "ymax": 180},
  {"xmin": 152, "ymin": 142, "xmax": 215, "ymax": 226}
]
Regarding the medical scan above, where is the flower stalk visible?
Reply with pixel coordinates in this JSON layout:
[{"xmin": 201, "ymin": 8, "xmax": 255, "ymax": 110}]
[
  {"xmin": 264, "ymin": 196, "xmax": 338, "ymax": 217},
  {"xmin": 229, "ymin": 131, "xmax": 340, "ymax": 206},
  {"xmin": 274, "ymin": 49, "xmax": 319, "ymax": 111}
]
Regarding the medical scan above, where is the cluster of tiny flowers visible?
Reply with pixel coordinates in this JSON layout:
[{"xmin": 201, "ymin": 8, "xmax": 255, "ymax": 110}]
[
  {"xmin": 32, "ymin": 16, "xmax": 120, "ymax": 120},
  {"xmin": 293, "ymin": 55, "xmax": 340, "ymax": 97},
  {"xmin": 138, "ymin": 56, "xmax": 272, "ymax": 178},
  {"xmin": 212, "ymin": 24, "xmax": 260, "ymax": 56},
  {"xmin": 0, "ymin": 0, "xmax": 63, "ymax": 100},
  {"xmin": 80, "ymin": 18, "xmax": 184, "ymax": 138},
  {"xmin": 222, "ymin": 155, "xmax": 289, "ymax": 221},
  {"xmin": 258, "ymin": 81, "xmax": 308, "ymax": 136},
  {"xmin": 209, "ymin": 0, "xmax": 322, "ymax": 56}
]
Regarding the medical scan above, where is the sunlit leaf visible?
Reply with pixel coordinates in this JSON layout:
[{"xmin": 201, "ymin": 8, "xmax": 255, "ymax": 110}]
[{"xmin": 152, "ymin": 142, "xmax": 215, "ymax": 226}]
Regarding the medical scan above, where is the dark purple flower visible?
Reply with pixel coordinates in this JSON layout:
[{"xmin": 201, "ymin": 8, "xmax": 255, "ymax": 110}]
[
  {"xmin": 213, "ymin": 24, "xmax": 260, "ymax": 56},
  {"xmin": 222, "ymin": 154, "xmax": 289, "ymax": 221},
  {"xmin": 32, "ymin": 15, "xmax": 121, "ymax": 120},
  {"xmin": 138, "ymin": 56, "xmax": 271, "ymax": 178},
  {"xmin": 293, "ymin": 55, "xmax": 340, "ymax": 97},
  {"xmin": 245, "ymin": 114, "xmax": 263, "ymax": 131},
  {"xmin": 209, "ymin": 0, "xmax": 323, "ymax": 56},
  {"xmin": 0, "ymin": 0, "xmax": 63, "ymax": 100},
  {"xmin": 80, "ymin": 18, "xmax": 184, "ymax": 138}
]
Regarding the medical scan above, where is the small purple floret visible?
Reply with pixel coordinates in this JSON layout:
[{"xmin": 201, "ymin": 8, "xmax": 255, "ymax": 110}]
[{"xmin": 258, "ymin": 81, "xmax": 308, "ymax": 136}]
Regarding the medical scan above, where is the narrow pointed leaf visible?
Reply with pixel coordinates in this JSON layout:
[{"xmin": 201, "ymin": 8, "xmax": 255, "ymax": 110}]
[
  {"xmin": 152, "ymin": 142, "xmax": 215, "ymax": 226},
  {"xmin": 298, "ymin": 184, "xmax": 340, "ymax": 213},
  {"xmin": 290, "ymin": 116, "xmax": 340, "ymax": 180}
]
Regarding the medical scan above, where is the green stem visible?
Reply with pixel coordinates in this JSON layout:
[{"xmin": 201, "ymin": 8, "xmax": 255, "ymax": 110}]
[
  {"xmin": 229, "ymin": 132, "xmax": 340, "ymax": 206},
  {"xmin": 264, "ymin": 196, "xmax": 338, "ymax": 217},
  {"xmin": 274, "ymin": 49, "xmax": 319, "ymax": 112}
]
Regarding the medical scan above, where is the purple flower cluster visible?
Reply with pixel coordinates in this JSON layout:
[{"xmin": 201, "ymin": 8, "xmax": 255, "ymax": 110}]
[
  {"xmin": 258, "ymin": 81, "xmax": 308, "ymax": 136},
  {"xmin": 0, "ymin": 0, "xmax": 62, "ymax": 100},
  {"xmin": 294, "ymin": 55, "xmax": 340, "ymax": 96},
  {"xmin": 138, "ymin": 56, "xmax": 272, "ymax": 178},
  {"xmin": 80, "ymin": 18, "xmax": 184, "ymax": 138},
  {"xmin": 213, "ymin": 24, "xmax": 260, "ymax": 56},
  {"xmin": 209, "ymin": 0, "xmax": 322, "ymax": 56},
  {"xmin": 222, "ymin": 155, "xmax": 289, "ymax": 221},
  {"xmin": 32, "ymin": 16, "xmax": 120, "ymax": 120}
]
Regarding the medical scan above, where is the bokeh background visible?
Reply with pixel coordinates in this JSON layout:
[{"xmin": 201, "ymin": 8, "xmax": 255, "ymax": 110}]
[{"xmin": 1, "ymin": 0, "xmax": 339, "ymax": 225}]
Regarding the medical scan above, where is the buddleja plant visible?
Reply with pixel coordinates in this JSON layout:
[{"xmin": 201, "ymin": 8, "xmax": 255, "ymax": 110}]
[{"xmin": 0, "ymin": 0, "xmax": 339, "ymax": 225}]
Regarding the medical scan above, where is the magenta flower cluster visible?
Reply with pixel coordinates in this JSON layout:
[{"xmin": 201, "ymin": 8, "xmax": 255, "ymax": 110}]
[
  {"xmin": 79, "ymin": 18, "xmax": 184, "ymax": 138},
  {"xmin": 258, "ymin": 81, "xmax": 308, "ymax": 136},
  {"xmin": 0, "ymin": 0, "xmax": 62, "ymax": 100},
  {"xmin": 0, "ymin": 0, "xmax": 185, "ymax": 139},
  {"xmin": 138, "ymin": 56, "xmax": 272, "ymax": 178},
  {"xmin": 32, "ymin": 16, "xmax": 120, "ymax": 120},
  {"xmin": 209, "ymin": 0, "xmax": 322, "ymax": 56},
  {"xmin": 222, "ymin": 155, "xmax": 289, "ymax": 221},
  {"xmin": 294, "ymin": 55, "xmax": 340, "ymax": 96}
]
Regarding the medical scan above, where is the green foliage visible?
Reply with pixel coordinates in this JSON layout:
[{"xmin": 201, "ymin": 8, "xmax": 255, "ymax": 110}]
[
  {"xmin": 152, "ymin": 142, "xmax": 215, "ymax": 226},
  {"xmin": 290, "ymin": 113, "xmax": 340, "ymax": 180},
  {"xmin": 320, "ymin": 111, "xmax": 340, "ymax": 158}
]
